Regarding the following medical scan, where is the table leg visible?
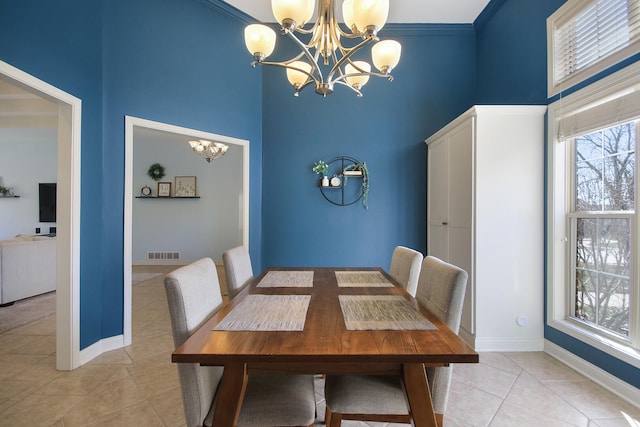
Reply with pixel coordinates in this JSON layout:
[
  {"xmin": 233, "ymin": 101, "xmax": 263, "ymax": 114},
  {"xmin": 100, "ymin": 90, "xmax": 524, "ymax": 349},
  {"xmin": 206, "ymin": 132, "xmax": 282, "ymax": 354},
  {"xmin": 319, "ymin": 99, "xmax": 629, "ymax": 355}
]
[
  {"xmin": 211, "ymin": 362, "xmax": 248, "ymax": 427},
  {"xmin": 403, "ymin": 363, "xmax": 438, "ymax": 427}
]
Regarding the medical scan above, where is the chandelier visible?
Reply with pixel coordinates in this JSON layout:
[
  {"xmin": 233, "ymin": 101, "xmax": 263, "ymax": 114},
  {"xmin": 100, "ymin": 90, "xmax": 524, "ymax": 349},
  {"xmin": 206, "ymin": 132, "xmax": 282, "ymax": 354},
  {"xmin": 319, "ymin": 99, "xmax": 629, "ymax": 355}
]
[
  {"xmin": 243, "ymin": 0, "xmax": 401, "ymax": 97},
  {"xmin": 187, "ymin": 140, "xmax": 229, "ymax": 162}
]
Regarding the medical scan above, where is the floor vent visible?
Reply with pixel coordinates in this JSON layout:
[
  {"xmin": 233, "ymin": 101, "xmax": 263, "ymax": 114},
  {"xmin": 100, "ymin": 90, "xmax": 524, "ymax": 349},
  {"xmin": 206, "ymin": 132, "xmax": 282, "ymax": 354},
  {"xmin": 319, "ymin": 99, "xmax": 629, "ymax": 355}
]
[{"xmin": 147, "ymin": 251, "xmax": 180, "ymax": 260}]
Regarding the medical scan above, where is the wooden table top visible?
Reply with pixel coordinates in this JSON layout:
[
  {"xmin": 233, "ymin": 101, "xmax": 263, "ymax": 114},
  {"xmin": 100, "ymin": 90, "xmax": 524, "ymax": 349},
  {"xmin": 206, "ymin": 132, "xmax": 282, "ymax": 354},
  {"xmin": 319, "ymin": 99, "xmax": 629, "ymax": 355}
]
[{"xmin": 172, "ymin": 267, "xmax": 478, "ymax": 368}]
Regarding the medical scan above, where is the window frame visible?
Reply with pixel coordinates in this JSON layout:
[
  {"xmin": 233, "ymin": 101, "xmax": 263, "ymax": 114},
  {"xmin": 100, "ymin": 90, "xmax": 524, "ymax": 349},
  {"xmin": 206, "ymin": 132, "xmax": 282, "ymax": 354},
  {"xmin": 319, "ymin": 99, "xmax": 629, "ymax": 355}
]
[
  {"xmin": 547, "ymin": 0, "xmax": 640, "ymax": 97},
  {"xmin": 548, "ymin": 61, "xmax": 640, "ymax": 368}
]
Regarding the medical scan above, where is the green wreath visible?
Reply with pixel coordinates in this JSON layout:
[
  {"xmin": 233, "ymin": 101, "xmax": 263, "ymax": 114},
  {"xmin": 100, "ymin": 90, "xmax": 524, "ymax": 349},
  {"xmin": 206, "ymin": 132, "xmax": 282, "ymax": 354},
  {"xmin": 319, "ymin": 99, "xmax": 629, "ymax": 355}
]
[{"xmin": 147, "ymin": 163, "xmax": 166, "ymax": 181}]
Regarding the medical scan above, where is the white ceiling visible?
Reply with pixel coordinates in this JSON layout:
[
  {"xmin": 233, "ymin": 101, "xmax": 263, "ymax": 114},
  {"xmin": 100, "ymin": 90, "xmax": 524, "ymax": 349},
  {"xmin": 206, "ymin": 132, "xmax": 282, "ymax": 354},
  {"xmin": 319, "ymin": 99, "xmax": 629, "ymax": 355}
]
[{"xmin": 223, "ymin": 0, "xmax": 492, "ymax": 24}]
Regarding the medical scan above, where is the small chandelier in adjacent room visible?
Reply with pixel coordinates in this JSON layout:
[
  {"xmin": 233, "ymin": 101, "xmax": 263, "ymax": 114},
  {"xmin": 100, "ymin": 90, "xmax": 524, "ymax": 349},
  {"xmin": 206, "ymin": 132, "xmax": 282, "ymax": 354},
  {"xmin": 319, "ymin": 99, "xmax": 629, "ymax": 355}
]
[
  {"xmin": 188, "ymin": 139, "xmax": 229, "ymax": 162},
  {"xmin": 244, "ymin": 0, "xmax": 402, "ymax": 97}
]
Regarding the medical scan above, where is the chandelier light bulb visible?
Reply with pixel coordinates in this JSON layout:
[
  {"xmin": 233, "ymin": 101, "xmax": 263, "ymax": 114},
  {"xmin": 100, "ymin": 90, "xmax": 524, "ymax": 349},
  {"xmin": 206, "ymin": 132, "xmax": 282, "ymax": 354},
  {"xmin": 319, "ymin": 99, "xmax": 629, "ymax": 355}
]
[
  {"xmin": 372, "ymin": 39, "xmax": 401, "ymax": 74},
  {"xmin": 244, "ymin": 24, "xmax": 276, "ymax": 60},
  {"xmin": 352, "ymin": 0, "xmax": 389, "ymax": 34}
]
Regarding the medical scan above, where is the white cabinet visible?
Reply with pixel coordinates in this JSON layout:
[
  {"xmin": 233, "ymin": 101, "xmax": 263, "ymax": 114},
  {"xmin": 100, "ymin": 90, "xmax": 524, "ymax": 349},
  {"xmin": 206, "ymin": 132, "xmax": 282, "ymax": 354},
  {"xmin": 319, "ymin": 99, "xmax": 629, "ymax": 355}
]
[{"xmin": 425, "ymin": 105, "xmax": 546, "ymax": 351}]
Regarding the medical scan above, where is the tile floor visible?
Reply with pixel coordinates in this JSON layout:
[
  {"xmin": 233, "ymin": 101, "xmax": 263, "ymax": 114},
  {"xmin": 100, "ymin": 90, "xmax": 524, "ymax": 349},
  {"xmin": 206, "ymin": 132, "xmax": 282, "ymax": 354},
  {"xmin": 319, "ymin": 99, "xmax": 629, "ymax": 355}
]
[{"xmin": 0, "ymin": 265, "xmax": 638, "ymax": 426}]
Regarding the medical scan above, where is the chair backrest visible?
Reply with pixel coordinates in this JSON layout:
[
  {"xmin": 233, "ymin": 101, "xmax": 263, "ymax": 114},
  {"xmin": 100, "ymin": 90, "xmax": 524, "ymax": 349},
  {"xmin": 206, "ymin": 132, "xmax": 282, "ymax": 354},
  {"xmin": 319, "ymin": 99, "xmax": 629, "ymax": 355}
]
[
  {"xmin": 222, "ymin": 245, "xmax": 254, "ymax": 299},
  {"xmin": 415, "ymin": 255, "xmax": 468, "ymax": 333},
  {"xmin": 389, "ymin": 246, "xmax": 423, "ymax": 297},
  {"xmin": 415, "ymin": 255, "xmax": 468, "ymax": 415},
  {"xmin": 164, "ymin": 258, "xmax": 224, "ymax": 427}
]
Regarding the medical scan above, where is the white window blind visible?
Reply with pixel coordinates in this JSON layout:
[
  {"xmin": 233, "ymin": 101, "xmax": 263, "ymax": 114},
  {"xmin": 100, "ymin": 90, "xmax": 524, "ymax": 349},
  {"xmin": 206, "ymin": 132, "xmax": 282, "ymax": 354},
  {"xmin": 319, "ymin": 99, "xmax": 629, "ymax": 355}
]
[
  {"xmin": 548, "ymin": 0, "xmax": 640, "ymax": 96},
  {"xmin": 556, "ymin": 82, "xmax": 640, "ymax": 138}
]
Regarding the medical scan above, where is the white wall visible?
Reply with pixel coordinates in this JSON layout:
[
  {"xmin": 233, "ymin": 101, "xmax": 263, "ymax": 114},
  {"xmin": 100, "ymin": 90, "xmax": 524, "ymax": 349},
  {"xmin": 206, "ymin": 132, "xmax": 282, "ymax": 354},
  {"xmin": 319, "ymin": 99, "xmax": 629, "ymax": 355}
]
[
  {"xmin": 132, "ymin": 127, "xmax": 243, "ymax": 263},
  {"xmin": 0, "ymin": 128, "xmax": 57, "ymax": 239}
]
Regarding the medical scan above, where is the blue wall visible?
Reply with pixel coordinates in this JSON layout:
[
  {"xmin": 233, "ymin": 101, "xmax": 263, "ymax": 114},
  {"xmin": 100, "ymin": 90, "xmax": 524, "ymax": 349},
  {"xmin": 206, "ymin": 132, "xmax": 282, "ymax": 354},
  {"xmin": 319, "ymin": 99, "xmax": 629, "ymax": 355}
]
[
  {"xmin": 475, "ymin": 0, "xmax": 639, "ymax": 388},
  {"xmin": 0, "ymin": 0, "xmax": 263, "ymax": 349},
  {"xmin": 261, "ymin": 25, "xmax": 476, "ymax": 268},
  {"xmin": 0, "ymin": 0, "xmax": 106, "ymax": 349},
  {"xmin": 475, "ymin": 0, "xmax": 565, "ymax": 104}
]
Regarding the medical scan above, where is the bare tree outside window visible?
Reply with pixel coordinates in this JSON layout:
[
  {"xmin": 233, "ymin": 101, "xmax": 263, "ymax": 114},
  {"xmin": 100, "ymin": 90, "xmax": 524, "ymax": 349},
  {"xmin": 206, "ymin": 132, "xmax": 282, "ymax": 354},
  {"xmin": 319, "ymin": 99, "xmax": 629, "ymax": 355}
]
[{"xmin": 573, "ymin": 122, "xmax": 634, "ymax": 338}]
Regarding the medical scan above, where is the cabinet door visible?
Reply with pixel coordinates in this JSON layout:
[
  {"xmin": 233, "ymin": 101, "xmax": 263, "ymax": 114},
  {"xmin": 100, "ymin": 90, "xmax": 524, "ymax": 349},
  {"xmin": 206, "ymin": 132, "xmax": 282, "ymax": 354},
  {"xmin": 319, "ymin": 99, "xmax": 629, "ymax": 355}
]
[
  {"xmin": 427, "ymin": 137, "xmax": 449, "ymax": 260},
  {"xmin": 446, "ymin": 118, "xmax": 474, "ymax": 336},
  {"xmin": 427, "ymin": 118, "xmax": 474, "ymax": 337}
]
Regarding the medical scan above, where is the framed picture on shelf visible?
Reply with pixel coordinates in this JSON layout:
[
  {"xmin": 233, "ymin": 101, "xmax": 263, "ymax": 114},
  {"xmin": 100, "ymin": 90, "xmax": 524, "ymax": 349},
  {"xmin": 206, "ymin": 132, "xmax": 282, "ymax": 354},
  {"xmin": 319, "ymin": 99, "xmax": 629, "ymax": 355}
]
[
  {"xmin": 158, "ymin": 182, "xmax": 172, "ymax": 197},
  {"xmin": 175, "ymin": 176, "xmax": 197, "ymax": 197}
]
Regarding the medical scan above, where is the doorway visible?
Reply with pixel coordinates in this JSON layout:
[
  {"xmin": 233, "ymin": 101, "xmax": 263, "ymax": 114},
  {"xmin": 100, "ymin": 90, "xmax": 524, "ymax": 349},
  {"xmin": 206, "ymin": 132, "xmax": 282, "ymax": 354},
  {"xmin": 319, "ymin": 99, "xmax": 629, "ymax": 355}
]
[
  {"xmin": 0, "ymin": 60, "xmax": 81, "ymax": 370},
  {"xmin": 123, "ymin": 116, "xmax": 249, "ymax": 344}
]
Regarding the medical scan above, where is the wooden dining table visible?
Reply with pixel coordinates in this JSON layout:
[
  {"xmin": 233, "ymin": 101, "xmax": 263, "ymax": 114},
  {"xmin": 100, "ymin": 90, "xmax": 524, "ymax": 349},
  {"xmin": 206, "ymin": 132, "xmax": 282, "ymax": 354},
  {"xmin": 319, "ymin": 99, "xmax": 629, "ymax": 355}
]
[{"xmin": 172, "ymin": 267, "xmax": 479, "ymax": 427}]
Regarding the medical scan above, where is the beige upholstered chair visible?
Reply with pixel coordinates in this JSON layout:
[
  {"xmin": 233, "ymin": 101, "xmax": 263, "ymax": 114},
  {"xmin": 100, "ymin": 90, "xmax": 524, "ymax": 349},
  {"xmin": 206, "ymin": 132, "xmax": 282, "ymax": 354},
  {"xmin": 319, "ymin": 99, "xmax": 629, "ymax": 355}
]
[
  {"xmin": 389, "ymin": 245, "xmax": 423, "ymax": 297},
  {"xmin": 164, "ymin": 258, "xmax": 316, "ymax": 427},
  {"xmin": 324, "ymin": 255, "xmax": 468, "ymax": 427},
  {"xmin": 222, "ymin": 245, "xmax": 254, "ymax": 299}
]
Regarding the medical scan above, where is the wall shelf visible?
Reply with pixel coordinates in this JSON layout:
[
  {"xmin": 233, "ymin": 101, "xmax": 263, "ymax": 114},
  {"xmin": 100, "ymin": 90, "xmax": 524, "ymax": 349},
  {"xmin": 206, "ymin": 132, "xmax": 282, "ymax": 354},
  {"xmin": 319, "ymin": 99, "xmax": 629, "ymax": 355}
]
[
  {"xmin": 135, "ymin": 196, "xmax": 200, "ymax": 199},
  {"xmin": 318, "ymin": 156, "xmax": 366, "ymax": 207},
  {"xmin": 0, "ymin": 195, "xmax": 20, "ymax": 198}
]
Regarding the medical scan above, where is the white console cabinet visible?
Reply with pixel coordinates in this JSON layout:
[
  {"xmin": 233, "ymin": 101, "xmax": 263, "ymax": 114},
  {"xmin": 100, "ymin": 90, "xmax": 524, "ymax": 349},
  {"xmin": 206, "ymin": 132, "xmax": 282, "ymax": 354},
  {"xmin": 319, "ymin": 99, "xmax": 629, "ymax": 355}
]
[{"xmin": 425, "ymin": 105, "xmax": 546, "ymax": 351}]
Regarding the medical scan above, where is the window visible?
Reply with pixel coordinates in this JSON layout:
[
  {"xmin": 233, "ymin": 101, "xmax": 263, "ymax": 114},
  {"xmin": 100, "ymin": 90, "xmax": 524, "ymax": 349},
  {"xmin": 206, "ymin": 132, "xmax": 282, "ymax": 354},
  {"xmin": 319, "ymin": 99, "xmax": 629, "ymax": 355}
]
[
  {"xmin": 548, "ymin": 0, "xmax": 640, "ymax": 96},
  {"xmin": 548, "ymin": 61, "xmax": 640, "ymax": 367},
  {"xmin": 571, "ymin": 122, "xmax": 634, "ymax": 339}
]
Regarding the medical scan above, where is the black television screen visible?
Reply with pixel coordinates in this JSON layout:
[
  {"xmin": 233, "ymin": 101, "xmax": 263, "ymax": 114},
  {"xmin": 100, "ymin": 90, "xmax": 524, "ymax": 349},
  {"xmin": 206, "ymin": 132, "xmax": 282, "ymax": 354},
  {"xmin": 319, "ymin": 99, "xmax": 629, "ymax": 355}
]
[{"xmin": 39, "ymin": 183, "xmax": 56, "ymax": 223}]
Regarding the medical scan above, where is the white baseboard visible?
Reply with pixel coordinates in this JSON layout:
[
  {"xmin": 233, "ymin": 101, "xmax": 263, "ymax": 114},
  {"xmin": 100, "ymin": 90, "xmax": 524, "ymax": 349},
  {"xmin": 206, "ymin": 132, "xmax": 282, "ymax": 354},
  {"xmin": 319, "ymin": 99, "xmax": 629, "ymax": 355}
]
[
  {"xmin": 545, "ymin": 339, "xmax": 640, "ymax": 410},
  {"xmin": 459, "ymin": 328, "xmax": 545, "ymax": 352},
  {"xmin": 78, "ymin": 335, "xmax": 125, "ymax": 366},
  {"xmin": 133, "ymin": 260, "xmax": 223, "ymax": 266},
  {"xmin": 475, "ymin": 338, "xmax": 545, "ymax": 352}
]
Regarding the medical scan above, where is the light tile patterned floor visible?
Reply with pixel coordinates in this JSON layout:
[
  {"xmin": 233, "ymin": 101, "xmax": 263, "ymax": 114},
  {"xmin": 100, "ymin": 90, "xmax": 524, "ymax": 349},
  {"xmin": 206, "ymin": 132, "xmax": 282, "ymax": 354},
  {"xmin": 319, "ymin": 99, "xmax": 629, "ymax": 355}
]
[{"xmin": 0, "ymin": 265, "xmax": 638, "ymax": 426}]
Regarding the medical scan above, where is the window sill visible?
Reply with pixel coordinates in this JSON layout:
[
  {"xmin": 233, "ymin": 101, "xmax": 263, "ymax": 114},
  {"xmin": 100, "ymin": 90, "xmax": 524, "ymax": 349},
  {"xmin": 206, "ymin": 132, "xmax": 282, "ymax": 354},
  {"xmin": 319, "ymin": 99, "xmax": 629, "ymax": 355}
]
[{"xmin": 548, "ymin": 319, "xmax": 640, "ymax": 369}]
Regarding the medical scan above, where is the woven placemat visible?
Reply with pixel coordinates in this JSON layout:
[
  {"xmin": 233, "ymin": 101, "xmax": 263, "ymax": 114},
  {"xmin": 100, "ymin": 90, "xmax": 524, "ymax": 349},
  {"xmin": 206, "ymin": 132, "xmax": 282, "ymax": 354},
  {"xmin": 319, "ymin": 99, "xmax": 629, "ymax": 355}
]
[
  {"xmin": 257, "ymin": 271, "xmax": 314, "ymax": 288},
  {"xmin": 339, "ymin": 295, "xmax": 436, "ymax": 330},
  {"xmin": 214, "ymin": 295, "xmax": 311, "ymax": 331},
  {"xmin": 335, "ymin": 271, "xmax": 393, "ymax": 287}
]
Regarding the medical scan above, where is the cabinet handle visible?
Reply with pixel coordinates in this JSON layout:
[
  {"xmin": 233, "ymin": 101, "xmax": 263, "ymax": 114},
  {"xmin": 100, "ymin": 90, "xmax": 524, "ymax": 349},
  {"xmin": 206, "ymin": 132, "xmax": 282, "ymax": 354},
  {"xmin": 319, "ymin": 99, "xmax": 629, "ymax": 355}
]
[{"xmin": 442, "ymin": 221, "xmax": 448, "ymax": 225}]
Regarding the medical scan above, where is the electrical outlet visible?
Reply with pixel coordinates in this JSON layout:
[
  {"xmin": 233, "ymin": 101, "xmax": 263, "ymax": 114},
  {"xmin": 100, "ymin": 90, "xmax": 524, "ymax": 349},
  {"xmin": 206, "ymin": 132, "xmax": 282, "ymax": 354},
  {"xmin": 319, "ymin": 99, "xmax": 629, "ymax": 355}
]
[{"xmin": 35, "ymin": 227, "xmax": 41, "ymax": 234}]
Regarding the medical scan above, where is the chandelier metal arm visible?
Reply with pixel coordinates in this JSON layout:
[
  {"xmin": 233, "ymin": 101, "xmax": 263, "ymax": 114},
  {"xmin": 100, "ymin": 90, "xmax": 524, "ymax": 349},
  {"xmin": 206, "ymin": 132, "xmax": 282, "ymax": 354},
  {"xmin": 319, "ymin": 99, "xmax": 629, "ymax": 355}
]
[
  {"xmin": 325, "ymin": 35, "xmax": 376, "ymax": 83},
  {"xmin": 331, "ymin": 79, "xmax": 363, "ymax": 96},
  {"xmin": 254, "ymin": 60, "xmax": 318, "ymax": 92},
  {"xmin": 282, "ymin": 28, "xmax": 325, "ymax": 83}
]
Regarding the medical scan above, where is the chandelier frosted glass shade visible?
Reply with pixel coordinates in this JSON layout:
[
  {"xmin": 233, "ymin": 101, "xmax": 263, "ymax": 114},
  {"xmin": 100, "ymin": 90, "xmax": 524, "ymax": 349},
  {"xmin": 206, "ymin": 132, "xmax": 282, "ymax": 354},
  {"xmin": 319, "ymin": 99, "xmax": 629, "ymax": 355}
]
[
  {"xmin": 243, "ymin": 0, "xmax": 401, "ymax": 97},
  {"xmin": 345, "ymin": 61, "xmax": 371, "ymax": 89},
  {"xmin": 272, "ymin": 0, "xmax": 315, "ymax": 27},
  {"xmin": 287, "ymin": 61, "xmax": 314, "ymax": 88},
  {"xmin": 244, "ymin": 24, "xmax": 277, "ymax": 61},
  {"xmin": 188, "ymin": 140, "xmax": 229, "ymax": 162},
  {"xmin": 371, "ymin": 40, "xmax": 401, "ymax": 74}
]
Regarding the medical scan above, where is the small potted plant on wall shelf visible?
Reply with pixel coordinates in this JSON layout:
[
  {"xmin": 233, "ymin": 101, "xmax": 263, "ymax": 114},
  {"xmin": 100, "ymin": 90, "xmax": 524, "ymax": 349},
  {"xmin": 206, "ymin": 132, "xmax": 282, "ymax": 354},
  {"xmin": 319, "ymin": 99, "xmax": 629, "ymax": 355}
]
[{"xmin": 312, "ymin": 160, "xmax": 329, "ymax": 187}]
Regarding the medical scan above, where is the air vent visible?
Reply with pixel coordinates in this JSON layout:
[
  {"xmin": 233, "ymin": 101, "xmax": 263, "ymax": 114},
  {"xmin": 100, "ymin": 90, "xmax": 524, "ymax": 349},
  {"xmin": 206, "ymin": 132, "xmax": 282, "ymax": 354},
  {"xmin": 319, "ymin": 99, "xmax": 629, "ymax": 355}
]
[{"xmin": 147, "ymin": 251, "xmax": 180, "ymax": 260}]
